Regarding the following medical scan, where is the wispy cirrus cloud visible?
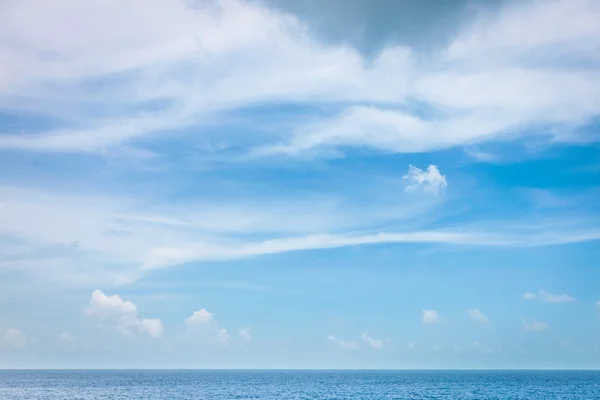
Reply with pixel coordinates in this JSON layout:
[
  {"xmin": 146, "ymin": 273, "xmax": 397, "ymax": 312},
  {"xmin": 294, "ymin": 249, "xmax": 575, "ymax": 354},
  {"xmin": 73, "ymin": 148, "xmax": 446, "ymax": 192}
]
[
  {"xmin": 140, "ymin": 225, "xmax": 600, "ymax": 270},
  {"xmin": 2, "ymin": 181, "xmax": 600, "ymax": 279}
]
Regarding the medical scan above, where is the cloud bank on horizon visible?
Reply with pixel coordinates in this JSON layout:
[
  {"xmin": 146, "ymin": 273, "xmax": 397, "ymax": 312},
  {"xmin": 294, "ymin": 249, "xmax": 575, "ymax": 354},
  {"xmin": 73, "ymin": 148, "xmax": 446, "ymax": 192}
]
[{"xmin": 0, "ymin": 0, "xmax": 599, "ymax": 369}]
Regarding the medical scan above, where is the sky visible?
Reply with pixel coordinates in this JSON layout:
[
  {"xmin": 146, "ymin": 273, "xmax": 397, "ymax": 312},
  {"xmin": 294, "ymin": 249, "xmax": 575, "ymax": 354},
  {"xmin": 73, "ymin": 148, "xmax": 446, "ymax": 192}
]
[{"xmin": 0, "ymin": 0, "xmax": 600, "ymax": 369}]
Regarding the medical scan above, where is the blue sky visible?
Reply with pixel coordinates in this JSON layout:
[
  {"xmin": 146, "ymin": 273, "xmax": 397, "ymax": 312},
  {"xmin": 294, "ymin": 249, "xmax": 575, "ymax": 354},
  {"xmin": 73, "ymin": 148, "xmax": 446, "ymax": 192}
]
[{"xmin": 1, "ymin": 0, "xmax": 600, "ymax": 369}]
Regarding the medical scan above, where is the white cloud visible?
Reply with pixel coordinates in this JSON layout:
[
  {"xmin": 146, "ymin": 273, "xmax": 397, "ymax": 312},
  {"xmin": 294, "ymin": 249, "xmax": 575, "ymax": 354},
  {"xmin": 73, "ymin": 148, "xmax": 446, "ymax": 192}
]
[
  {"xmin": 407, "ymin": 342, "xmax": 416, "ymax": 350},
  {"xmin": 0, "ymin": 183, "xmax": 447, "ymax": 284},
  {"xmin": 84, "ymin": 289, "xmax": 163, "ymax": 338},
  {"xmin": 468, "ymin": 309, "xmax": 489, "ymax": 324},
  {"xmin": 327, "ymin": 335, "xmax": 360, "ymax": 350},
  {"xmin": 251, "ymin": 0, "xmax": 600, "ymax": 158},
  {"xmin": 141, "ymin": 224, "xmax": 600, "ymax": 271},
  {"xmin": 0, "ymin": 0, "xmax": 597, "ymax": 156},
  {"xmin": 186, "ymin": 309, "xmax": 216, "ymax": 326},
  {"xmin": 141, "ymin": 231, "xmax": 478, "ymax": 270},
  {"xmin": 403, "ymin": 165, "xmax": 448, "ymax": 195},
  {"xmin": 596, "ymin": 300, "xmax": 600, "ymax": 309},
  {"xmin": 523, "ymin": 289, "xmax": 576, "ymax": 303},
  {"xmin": 522, "ymin": 319, "xmax": 549, "ymax": 332},
  {"xmin": 185, "ymin": 308, "xmax": 231, "ymax": 346},
  {"xmin": 2, "ymin": 184, "xmax": 600, "ymax": 278},
  {"xmin": 0, "ymin": 0, "xmax": 413, "ymax": 153},
  {"xmin": 238, "ymin": 327, "xmax": 251, "ymax": 344},
  {"xmin": 361, "ymin": 333, "xmax": 385, "ymax": 350},
  {"xmin": 422, "ymin": 309, "xmax": 440, "ymax": 325},
  {"xmin": 4, "ymin": 328, "xmax": 25, "ymax": 347}
]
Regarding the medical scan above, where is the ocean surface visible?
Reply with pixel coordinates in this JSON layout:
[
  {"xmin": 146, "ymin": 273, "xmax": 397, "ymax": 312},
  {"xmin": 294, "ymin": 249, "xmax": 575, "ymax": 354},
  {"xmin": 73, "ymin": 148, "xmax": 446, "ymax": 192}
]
[{"xmin": 1, "ymin": 370, "xmax": 599, "ymax": 399}]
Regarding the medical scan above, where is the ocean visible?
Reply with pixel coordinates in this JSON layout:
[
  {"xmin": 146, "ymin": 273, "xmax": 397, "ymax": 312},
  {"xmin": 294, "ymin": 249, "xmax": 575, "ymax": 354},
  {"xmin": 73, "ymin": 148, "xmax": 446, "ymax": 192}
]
[{"xmin": 0, "ymin": 370, "xmax": 599, "ymax": 399}]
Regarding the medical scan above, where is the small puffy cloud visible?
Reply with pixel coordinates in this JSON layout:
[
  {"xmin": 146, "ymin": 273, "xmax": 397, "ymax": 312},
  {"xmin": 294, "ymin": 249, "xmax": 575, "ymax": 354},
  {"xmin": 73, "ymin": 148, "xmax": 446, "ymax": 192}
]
[
  {"xmin": 185, "ymin": 308, "xmax": 231, "ymax": 346},
  {"xmin": 403, "ymin": 165, "xmax": 448, "ymax": 195},
  {"xmin": 239, "ymin": 327, "xmax": 251, "ymax": 343},
  {"xmin": 523, "ymin": 289, "xmax": 576, "ymax": 303},
  {"xmin": 468, "ymin": 308, "xmax": 489, "ymax": 324},
  {"xmin": 85, "ymin": 289, "xmax": 137, "ymax": 318},
  {"xmin": 327, "ymin": 335, "xmax": 360, "ymax": 350},
  {"xmin": 84, "ymin": 290, "xmax": 163, "ymax": 338},
  {"xmin": 185, "ymin": 309, "xmax": 216, "ymax": 326},
  {"xmin": 596, "ymin": 300, "xmax": 600, "ymax": 309},
  {"xmin": 522, "ymin": 319, "xmax": 549, "ymax": 332},
  {"xmin": 361, "ymin": 333, "xmax": 385, "ymax": 350},
  {"xmin": 422, "ymin": 309, "xmax": 440, "ymax": 324},
  {"xmin": 407, "ymin": 342, "xmax": 416, "ymax": 350},
  {"xmin": 4, "ymin": 328, "xmax": 25, "ymax": 347}
]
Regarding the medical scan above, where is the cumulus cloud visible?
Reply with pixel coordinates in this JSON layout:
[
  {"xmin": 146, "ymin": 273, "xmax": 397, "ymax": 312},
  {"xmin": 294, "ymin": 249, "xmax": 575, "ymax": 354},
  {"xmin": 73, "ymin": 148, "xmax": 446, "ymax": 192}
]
[
  {"xmin": 4, "ymin": 328, "xmax": 25, "ymax": 347},
  {"xmin": 186, "ymin": 309, "xmax": 216, "ymax": 325},
  {"xmin": 403, "ymin": 165, "xmax": 448, "ymax": 195},
  {"xmin": 523, "ymin": 289, "xmax": 576, "ymax": 303},
  {"xmin": 185, "ymin": 308, "xmax": 231, "ymax": 346},
  {"xmin": 327, "ymin": 335, "xmax": 360, "ymax": 350},
  {"xmin": 361, "ymin": 333, "xmax": 385, "ymax": 350},
  {"xmin": 468, "ymin": 309, "xmax": 489, "ymax": 324},
  {"xmin": 422, "ymin": 309, "xmax": 440, "ymax": 325},
  {"xmin": 238, "ymin": 327, "xmax": 251, "ymax": 344},
  {"xmin": 84, "ymin": 290, "xmax": 163, "ymax": 338},
  {"xmin": 522, "ymin": 319, "xmax": 549, "ymax": 332}
]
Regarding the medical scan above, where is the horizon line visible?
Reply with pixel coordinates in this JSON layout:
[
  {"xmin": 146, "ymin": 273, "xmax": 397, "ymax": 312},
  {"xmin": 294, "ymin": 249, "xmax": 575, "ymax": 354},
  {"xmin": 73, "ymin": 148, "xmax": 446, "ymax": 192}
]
[{"xmin": 2, "ymin": 368, "xmax": 599, "ymax": 371}]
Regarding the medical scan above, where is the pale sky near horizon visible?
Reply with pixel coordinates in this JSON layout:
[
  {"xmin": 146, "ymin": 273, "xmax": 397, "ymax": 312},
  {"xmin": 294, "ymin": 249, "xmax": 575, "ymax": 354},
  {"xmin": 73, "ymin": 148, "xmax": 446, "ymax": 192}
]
[{"xmin": 1, "ymin": 0, "xmax": 600, "ymax": 369}]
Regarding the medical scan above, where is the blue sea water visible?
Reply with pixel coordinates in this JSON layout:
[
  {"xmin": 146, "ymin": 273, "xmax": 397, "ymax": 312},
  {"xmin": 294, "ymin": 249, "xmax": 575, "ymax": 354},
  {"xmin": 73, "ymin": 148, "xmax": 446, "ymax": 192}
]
[{"xmin": 0, "ymin": 370, "xmax": 599, "ymax": 399}]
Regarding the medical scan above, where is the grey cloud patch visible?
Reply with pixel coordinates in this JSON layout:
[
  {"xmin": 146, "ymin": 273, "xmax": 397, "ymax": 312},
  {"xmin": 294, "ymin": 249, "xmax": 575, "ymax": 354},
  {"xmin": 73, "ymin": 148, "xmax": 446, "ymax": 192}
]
[{"xmin": 262, "ymin": 0, "xmax": 504, "ymax": 55}]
